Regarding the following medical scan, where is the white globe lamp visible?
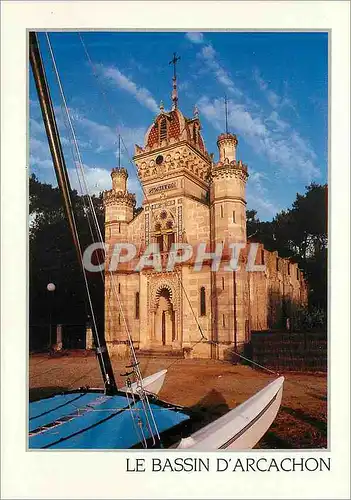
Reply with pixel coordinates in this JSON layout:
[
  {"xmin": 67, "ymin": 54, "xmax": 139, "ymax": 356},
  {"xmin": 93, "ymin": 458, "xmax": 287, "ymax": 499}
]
[{"xmin": 47, "ymin": 283, "xmax": 56, "ymax": 292}]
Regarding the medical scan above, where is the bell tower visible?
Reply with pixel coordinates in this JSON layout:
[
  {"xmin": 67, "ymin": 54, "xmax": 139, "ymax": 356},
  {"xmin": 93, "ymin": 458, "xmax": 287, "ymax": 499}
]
[
  {"xmin": 210, "ymin": 133, "xmax": 249, "ymax": 244},
  {"xmin": 133, "ymin": 54, "xmax": 212, "ymax": 213},
  {"xmin": 103, "ymin": 167, "xmax": 136, "ymax": 243},
  {"xmin": 209, "ymin": 131, "xmax": 249, "ymax": 354}
]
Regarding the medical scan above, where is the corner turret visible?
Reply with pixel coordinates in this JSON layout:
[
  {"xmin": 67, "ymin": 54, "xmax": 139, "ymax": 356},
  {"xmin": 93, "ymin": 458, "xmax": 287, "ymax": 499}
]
[
  {"xmin": 217, "ymin": 133, "xmax": 238, "ymax": 163},
  {"xmin": 104, "ymin": 167, "xmax": 136, "ymax": 242},
  {"xmin": 210, "ymin": 133, "xmax": 249, "ymax": 243},
  {"xmin": 111, "ymin": 167, "xmax": 128, "ymax": 193}
]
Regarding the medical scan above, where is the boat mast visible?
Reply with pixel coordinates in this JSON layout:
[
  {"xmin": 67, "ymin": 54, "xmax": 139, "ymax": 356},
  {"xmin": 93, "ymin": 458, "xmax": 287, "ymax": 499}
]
[{"xmin": 29, "ymin": 31, "xmax": 117, "ymax": 393}]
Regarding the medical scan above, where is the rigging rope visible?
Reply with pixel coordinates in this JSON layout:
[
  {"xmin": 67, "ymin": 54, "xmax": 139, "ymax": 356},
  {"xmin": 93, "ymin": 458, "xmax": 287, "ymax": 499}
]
[
  {"xmin": 46, "ymin": 32, "xmax": 161, "ymax": 444},
  {"xmin": 44, "ymin": 33, "xmax": 110, "ymax": 388},
  {"xmin": 59, "ymin": 102, "xmax": 105, "ymax": 281},
  {"xmin": 45, "ymin": 34, "xmax": 104, "ymax": 281}
]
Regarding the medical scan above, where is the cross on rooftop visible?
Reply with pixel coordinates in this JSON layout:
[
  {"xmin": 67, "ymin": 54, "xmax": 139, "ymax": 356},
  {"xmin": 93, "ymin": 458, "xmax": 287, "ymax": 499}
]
[{"xmin": 169, "ymin": 52, "xmax": 181, "ymax": 80}]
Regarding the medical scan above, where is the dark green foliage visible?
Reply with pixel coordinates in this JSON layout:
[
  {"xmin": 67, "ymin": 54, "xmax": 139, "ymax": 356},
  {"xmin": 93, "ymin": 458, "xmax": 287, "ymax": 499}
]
[
  {"xmin": 292, "ymin": 305, "xmax": 327, "ymax": 332},
  {"xmin": 247, "ymin": 182, "xmax": 328, "ymax": 315},
  {"xmin": 29, "ymin": 174, "xmax": 105, "ymax": 340}
]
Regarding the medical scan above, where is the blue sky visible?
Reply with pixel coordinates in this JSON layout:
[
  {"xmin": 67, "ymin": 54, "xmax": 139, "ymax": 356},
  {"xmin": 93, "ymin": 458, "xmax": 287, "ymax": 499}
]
[{"xmin": 29, "ymin": 31, "xmax": 328, "ymax": 221}]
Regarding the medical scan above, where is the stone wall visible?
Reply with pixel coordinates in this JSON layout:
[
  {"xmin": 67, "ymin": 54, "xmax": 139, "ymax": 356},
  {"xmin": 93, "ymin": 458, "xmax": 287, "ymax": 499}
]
[{"xmin": 248, "ymin": 244, "xmax": 308, "ymax": 332}]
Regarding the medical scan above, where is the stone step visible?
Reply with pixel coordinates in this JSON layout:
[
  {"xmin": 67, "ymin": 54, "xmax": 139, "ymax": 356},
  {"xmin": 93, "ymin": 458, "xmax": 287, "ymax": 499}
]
[{"xmin": 136, "ymin": 348, "xmax": 184, "ymax": 358}]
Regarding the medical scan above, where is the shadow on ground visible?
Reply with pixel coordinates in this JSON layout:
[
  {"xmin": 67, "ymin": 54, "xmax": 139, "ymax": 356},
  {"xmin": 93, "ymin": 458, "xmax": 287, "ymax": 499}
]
[
  {"xmin": 258, "ymin": 430, "xmax": 293, "ymax": 449},
  {"xmin": 257, "ymin": 404, "xmax": 327, "ymax": 449},
  {"xmin": 281, "ymin": 405, "xmax": 327, "ymax": 434}
]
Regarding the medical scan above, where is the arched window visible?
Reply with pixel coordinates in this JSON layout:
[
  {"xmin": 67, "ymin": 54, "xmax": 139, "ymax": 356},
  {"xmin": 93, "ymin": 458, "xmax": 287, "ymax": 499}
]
[
  {"xmin": 154, "ymin": 221, "xmax": 163, "ymax": 251},
  {"xmin": 160, "ymin": 118, "xmax": 167, "ymax": 142},
  {"xmin": 135, "ymin": 292, "xmax": 140, "ymax": 320},
  {"xmin": 167, "ymin": 232, "xmax": 175, "ymax": 251},
  {"xmin": 154, "ymin": 216, "xmax": 175, "ymax": 252},
  {"xmin": 200, "ymin": 287, "xmax": 206, "ymax": 316},
  {"xmin": 156, "ymin": 234, "xmax": 164, "ymax": 252},
  {"xmin": 166, "ymin": 220, "xmax": 175, "ymax": 250}
]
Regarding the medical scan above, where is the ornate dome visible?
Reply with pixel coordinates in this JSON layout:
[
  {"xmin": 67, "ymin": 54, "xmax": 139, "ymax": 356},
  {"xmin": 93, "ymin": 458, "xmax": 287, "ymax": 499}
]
[{"xmin": 136, "ymin": 107, "xmax": 207, "ymax": 156}]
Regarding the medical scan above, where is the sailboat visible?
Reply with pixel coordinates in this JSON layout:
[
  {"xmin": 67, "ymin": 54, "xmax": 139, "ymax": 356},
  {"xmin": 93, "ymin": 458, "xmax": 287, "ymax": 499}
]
[{"xmin": 29, "ymin": 31, "xmax": 284, "ymax": 450}]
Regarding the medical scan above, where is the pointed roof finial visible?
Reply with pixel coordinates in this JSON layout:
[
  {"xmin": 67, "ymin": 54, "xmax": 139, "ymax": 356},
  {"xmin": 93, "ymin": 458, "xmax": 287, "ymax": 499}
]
[
  {"xmin": 169, "ymin": 52, "xmax": 180, "ymax": 110},
  {"xmin": 118, "ymin": 134, "xmax": 121, "ymax": 168},
  {"xmin": 224, "ymin": 95, "xmax": 229, "ymax": 134},
  {"xmin": 159, "ymin": 100, "xmax": 165, "ymax": 112},
  {"xmin": 194, "ymin": 105, "xmax": 199, "ymax": 119}
]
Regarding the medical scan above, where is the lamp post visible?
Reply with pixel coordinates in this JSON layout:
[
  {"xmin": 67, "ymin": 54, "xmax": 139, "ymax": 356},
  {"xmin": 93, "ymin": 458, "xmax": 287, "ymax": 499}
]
[{"xmin": 47, "ymin": 282, "xmax": 56, "ymax": 349}]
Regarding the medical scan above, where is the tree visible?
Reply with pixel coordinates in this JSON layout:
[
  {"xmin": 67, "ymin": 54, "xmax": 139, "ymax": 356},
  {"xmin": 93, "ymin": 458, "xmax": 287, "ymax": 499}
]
[
  {"xmin": 29, "ymin": 174, "xmax": 105, "ymax": 349},
  {"xmin": 247, "ymin": 182, "xmax": 328, "ymax": 312}
]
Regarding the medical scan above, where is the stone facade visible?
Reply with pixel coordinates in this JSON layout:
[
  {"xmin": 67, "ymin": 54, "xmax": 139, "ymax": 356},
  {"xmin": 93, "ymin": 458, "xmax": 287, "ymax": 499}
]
[{"xmin": 103, "ymin": 103, "xmax": 308, "ymax": 360}]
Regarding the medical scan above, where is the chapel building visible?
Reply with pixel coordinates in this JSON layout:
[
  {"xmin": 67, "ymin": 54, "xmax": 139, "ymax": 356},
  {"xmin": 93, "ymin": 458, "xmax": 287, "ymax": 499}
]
[{"xmin": 103, "ymin": 70, "xmax": 308, "ymax": 360}]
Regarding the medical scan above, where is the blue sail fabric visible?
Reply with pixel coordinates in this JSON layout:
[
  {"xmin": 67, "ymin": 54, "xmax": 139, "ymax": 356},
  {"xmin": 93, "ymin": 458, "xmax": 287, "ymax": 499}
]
[
  {"xmin": 29, "ymin": 393, "xmax": 102, "ymax": 432},
  {"xmin": 29, "ymin": 392, "xmax": 189, "ymax": 449},
  {"xmin": 29, "ymin": 393, "xmax": 88, "ymax": 420}
]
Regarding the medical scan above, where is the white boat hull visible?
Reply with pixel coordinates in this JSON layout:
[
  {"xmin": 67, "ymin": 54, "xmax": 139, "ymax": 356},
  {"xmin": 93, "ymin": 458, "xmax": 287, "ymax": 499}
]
[
  {"xmin": 120, "ymin": 369, "xmax": 167, "ymax": 396},
  {"xmin": 176, "ymin": 376, "xmax": 284, "ymax": 450}
]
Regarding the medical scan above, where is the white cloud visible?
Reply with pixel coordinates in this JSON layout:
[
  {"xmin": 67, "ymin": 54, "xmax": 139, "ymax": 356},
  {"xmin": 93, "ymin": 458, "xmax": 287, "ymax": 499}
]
[
  {"xmin": 29, "ymin": 155, "xmax": 53, "ymax": 170},
  {"xmin": 253, "ymin": 69, "xmax": 280, "ymax": 109},
  {"xmin": 68, "ymin": 164, "xmax": 143, "ymax": 203},
  {"xmin": 265, "ymin": 111, "xmax": 288, "ymax": 132},
  {"xmin": 29, "ymin": 97, "xmax": 147, "ymax": 188},
  {"xmin": 178, "ymin": 80, "xmax": 190, "ymax": 91},
  {"xmin": 69, "ymin": 165, "xmax": 112, "ymax": 195},
  {"xmin": 247, "ymin": 192, "xmax": 280, "ymax": 219},
  {"xmin": 185, "ymin": 32, "xmax": 204, "ymax": 44},
  {"xmin": 290, "ymin": 130, "xmax": 317, "ymax": 160},
  {"xmin": 253, "ymin": 69, "xmax": 297, "ymax": 113},
  {"xmin": 246, "ymin": 169, "xmax": 280, "ymax": 218},
  {"xmin": 97, "ymin": 65, "xmax": 159, "ymax": 113},
  {"xmin": 30, "ymin": 137, "xmax": 49, "ymax": 156},
  {"xmin": 29, "ymin": 99, "xmax": 40, "ymax": 109},
  {"xmin": 197, "ymin": 96, "xmax": 320, "ymax": 182},
  {"xmin": 77, "ymin": 117, "xmax": 117, "ymax": 151},
  {"xmin": 249, "ymin": 170, "xmax": 268, "ymax": 195},
  {"xmin": 115, "ymin": 126, "xmax": 146, "ymax": 155},
  {"xmin": 29, "ymin": 135, "xmax": 54, "ymax": 171},
  {"xmin": 29, "ymin": 117, "xmax": 45, "ymax": 136},
  {"xmin": 199, "ymin": 44, "xmax": 243, "ymax": 98},
  {"xmin": 70, "ymin": 115, "xmax": 146, "ymax": 157}
]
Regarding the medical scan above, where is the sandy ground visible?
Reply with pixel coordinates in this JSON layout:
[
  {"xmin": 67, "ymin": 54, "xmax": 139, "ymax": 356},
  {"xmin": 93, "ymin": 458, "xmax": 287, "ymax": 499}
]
[{"xmin": 29, "ymin": 352, "xmax": 327, "ymax": 449}]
